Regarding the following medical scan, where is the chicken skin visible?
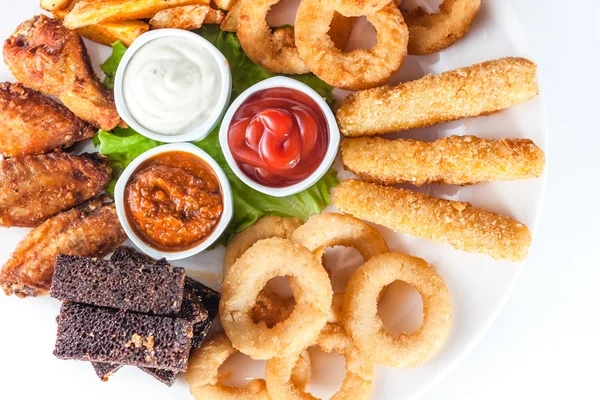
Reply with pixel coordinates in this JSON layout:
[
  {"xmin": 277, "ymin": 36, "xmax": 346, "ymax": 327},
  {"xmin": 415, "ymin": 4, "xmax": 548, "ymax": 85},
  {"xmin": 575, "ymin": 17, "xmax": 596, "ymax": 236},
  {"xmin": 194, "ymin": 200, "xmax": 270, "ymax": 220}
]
[
  {"xmin": 3, "ymin": 15, "xmax": 120, "ymax": 130},
  {"xmin": 0, "ymin": 197, "xmax": 126, "ymax": 297},
  {"xmin": 0, "ymin": 82, "xmax": 95, "ymax": 157},
  {"xmin": 0, "ymin": 152, "xmax": 111, "ymax": 227}
]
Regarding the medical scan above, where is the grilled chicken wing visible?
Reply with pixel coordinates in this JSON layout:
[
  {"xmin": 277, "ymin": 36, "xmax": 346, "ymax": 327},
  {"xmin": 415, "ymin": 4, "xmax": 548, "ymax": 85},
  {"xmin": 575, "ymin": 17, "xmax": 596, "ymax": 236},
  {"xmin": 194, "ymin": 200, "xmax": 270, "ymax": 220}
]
[
  {"xmin": 0, "ymin": 152, "xmax": 111, "ymax": 227},
  {"xmin": 0, "ymin": 82, "xmax": 95, "ymax": 158},
  {"xmin": 3, "ymin": 15, "xmax": 120, "ymax": 131},
  {"xmin": 0, "ymin": 197, "xmax": 126, "ymax": 297}
]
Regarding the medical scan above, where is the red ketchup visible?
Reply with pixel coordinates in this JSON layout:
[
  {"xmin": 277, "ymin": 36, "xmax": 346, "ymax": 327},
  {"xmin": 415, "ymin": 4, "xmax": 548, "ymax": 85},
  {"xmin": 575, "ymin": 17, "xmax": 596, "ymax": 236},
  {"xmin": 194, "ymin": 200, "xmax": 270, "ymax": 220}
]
[{"xmin": 227, "ymin": 87, "xmax": 329, "ymax": 188}]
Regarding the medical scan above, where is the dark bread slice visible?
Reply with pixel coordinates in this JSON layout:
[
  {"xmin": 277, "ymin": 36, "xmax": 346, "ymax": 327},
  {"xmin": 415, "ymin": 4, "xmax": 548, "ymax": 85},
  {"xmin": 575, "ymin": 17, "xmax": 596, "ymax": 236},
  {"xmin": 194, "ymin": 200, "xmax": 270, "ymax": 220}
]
[
  {"xmin": 54, "ymin": 302, "xmax": 194, "ymax": 372},
  {"xmin": 50, "ymin": 254, "xmax": 185, "ymax": 315},
  {"xmin": 90, "ymin": 247, "xmax": 220, "ymax": 384}
]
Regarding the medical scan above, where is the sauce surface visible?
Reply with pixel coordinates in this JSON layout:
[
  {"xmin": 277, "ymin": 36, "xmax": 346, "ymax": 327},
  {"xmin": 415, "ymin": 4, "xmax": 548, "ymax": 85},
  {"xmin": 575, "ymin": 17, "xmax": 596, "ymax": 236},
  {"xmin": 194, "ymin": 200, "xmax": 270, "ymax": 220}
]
[
  {"xmin": 227, "ymin": 87, "xmax": 329, "ymax": 187},
  {"xmin": 125, "ymin": 151, "xmax": 223, "ymax": 251},
  {"xmin": 123, "ymin": 36, "xmax": 221, "ymax": 135}
]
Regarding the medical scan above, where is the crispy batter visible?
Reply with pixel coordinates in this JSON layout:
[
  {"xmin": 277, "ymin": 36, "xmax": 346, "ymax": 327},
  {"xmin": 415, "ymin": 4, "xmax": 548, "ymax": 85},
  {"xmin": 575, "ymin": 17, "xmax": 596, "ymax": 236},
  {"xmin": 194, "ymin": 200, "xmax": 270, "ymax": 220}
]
[
  {"xmin": 0, "ymin": 152, "xmax": 111, "ymax": 227},
  {"xmin": 295, "ymin": 1, "xmax": 408, "ymax": 90},
  {"xmin": 334, "ymin": 179, "xmax": 532, "ymax": 261},
  {"xmin": 63, "ymin": 0, "xmax": 209, "ymax": 28},
  {"xmin": 336, "ymin": 0, "xmax": 389, "ymax": 17},
  {"xmin": 402, "ymin": 0, "xmax": 481, "ymax": 55},
  {"xmin": 223, "ymin": 216, "xmax": 302, "ymax": 276},
  {"xmin": 186, "ymin": 334, "xmax": 311, "ymax": 400},
  {"xmin": 150, "ymin": 5, "xmax": 210, "ymax": 30},
  {"xmin": 238, "ymin": 0, "xmax": 309, "ymax": 74},
  {"xmin": 336, "ymin": 57, "xmax": 539, "ymax": 137},
  {"xmin": 0, "ymin": 82, "xmax": 94, "ymax": 158},
  {"xmin": 265, "ymin": 323, "xmax": 374, "ymax": 400},
  {"xmin": 343, "ymin": 252, "xmax": 452, "ymax": 368},
  {"xmin": 3, "ymin": 15, "xmax": 120, "ymax": 130},
  {"xmin": 341, "ymin": 135, "xmax": 545, "ymax": 186},
  {"xmin": 0, "ymin": 198, "xmax": 126, "ymax": 297}
]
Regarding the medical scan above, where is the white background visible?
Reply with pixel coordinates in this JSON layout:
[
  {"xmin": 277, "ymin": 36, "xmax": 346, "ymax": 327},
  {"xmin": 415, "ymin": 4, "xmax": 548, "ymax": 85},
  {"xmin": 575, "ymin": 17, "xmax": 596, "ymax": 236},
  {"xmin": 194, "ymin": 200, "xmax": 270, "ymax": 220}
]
[
  {"xmin": 0, "ymin": 1, "xmax": 596, "ymax": 399},
  {"xmin": 426, "ymin": 1, "xmax": 600, "ymax": 399}
]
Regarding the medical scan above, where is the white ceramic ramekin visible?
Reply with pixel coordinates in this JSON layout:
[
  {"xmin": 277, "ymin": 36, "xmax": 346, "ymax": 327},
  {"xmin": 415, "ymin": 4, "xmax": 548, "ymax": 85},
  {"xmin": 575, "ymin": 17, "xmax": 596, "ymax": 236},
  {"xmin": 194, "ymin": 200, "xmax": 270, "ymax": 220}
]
[
  {"xmin": 114, "ymin": 143, "xmax": 233, "ymax": 261},
  {"xmin": 114, "ymin": 29, "xmax": 232, "ymax": 143},
  {"xmin": 218, "ymin": 76, "xmax": 340, "ymax": 197}
]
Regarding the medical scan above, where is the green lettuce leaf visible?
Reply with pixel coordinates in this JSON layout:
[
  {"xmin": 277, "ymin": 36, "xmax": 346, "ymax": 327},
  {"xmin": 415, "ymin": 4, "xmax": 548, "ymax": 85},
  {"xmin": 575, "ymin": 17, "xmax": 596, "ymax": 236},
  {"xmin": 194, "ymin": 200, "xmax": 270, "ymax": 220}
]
[
  {"xmin": 95, "ymin": 28, "xmax": 338, "ymax": 243},
  {"xmin": 100, "ymin": 41, "xmax": 127, "ymax": 89}
]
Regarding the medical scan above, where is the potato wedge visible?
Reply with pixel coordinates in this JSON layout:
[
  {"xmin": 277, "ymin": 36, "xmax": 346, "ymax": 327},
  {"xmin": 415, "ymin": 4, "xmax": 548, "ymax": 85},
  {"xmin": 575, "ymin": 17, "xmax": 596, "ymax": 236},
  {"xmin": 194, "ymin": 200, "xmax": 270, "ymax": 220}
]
[
  {"xmin": 40, "ymin": 0, "xmax": 71, "ymax": 11},
  {"xmin": 213, "ymin": 0, "xmax": 237, "ymax": 11},
  {"xmin": 204, "ymin": 8, "xmax": 225, "ymax": 24},
  {"xmin": 55, "ymin": 9, "xmax": 148, "ymax": 46},
  {"xmin": 63, "ymin": 0, "xmax": 209, "ymax": 29},
  {"xmin": 150, "ymin": 5, "xmax": 209, "ymax": 30},
  {"xmin": 220, "ymin": 0, "xmax": 240, "ymax": 32}
]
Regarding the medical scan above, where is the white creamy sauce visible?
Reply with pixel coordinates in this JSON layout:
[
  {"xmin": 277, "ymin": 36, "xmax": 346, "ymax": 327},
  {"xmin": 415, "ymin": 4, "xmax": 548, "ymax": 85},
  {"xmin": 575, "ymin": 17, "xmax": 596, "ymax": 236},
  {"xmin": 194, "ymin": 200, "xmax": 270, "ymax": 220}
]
[{"xmin": 123, "ymin": 36, "xmax": 221, "ymax": 135}]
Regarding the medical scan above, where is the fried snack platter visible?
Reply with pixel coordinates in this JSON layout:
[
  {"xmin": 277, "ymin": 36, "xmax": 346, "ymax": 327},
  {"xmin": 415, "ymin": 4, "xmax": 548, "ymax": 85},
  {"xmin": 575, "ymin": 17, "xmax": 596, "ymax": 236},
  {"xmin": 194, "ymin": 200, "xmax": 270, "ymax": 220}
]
[{"xmin": 0, "ymin": 2, "xmax": 547, "ymax": 400}]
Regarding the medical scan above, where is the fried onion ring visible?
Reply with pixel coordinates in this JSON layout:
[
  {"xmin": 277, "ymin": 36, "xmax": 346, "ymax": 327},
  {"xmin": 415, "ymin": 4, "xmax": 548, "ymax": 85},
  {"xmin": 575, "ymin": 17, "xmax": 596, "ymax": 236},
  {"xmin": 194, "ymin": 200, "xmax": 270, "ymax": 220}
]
[
  {"xmin": 237, "ymin": 0, "xmax": 309, "ymax": 74},
  {"xmin": 186, "ymin": 334, "xmax": 312, "ymax": 400},
  {"xmin": 291, "ymin": 212, "xmax": 388, "ymax": 262},
  {"xmin": 220, "ymin": 238, "xmax": 333, "ymax": 359},
  {"xmin": 223, "ymin": 216, "xmax": 302, "ymax": 277},
  {"xmin": 401, "ymin": 0, "xmax": 481, "ymax": 55},
  {"xmin": 295, "ymin": 1, "xmax": 408, "ymax": 90},
  {"xmin": 335, "ymin": 0, "xmax": 389, "ymax": 17},
  {"xmin": 343, "ymin": 252, "xmax": 452, "ymax": 368},
  {"xmin": 266, "ymin": 323, "xmax": 375, "ymax": 400}
]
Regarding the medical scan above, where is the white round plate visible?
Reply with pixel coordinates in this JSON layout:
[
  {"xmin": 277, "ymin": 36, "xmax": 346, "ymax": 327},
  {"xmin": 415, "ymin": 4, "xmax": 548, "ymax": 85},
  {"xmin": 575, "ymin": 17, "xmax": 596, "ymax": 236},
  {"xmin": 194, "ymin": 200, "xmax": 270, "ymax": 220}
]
[{"xmin": 0, "ymin": 1, "xmax": 547, "ymax": 400}]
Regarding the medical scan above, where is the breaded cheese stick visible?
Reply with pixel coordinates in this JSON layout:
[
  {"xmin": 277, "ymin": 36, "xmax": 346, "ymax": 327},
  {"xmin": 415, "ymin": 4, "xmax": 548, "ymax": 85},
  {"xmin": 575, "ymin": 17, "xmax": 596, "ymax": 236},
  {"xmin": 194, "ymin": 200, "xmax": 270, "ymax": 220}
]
[
  {"xmin": 336, "ymin": 57, "xmax": 538, "ymax": 137},
  {"xmin": 341, "ymin": 135, "xmax": 545, "ymax": 186},
  {"xmin": 333, "ymin": 179, "xmax": 532, "ymax": 261}
]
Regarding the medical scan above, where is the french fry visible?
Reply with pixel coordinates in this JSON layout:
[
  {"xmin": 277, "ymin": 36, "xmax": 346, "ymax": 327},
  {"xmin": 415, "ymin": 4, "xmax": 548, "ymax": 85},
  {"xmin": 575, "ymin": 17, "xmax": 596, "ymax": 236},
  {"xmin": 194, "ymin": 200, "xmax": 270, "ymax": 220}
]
[
  {"xmin": 213, "ymin": 0, "xmax": 237, "ymax": 11},
  {"xmin": 40, "ymin": 0, "xmax": 71, "ymax": 11},
  {"xmin": 63, "ymin": 0, "xmax": 210, "ymax": 29},
  {"xmin": 54, "ymin": 9, "xmax": 149, "ymax": 46},
  {"xmin": 204, "ymin": 8, "xmax": 225, "ymax": 24},
  {"xmin": 150, "ymin": 5, "xmax": 210, "ymax": 30},
  {"xmin": 220, "ymin": 0, "xmax": 240, "ymax": 32}
]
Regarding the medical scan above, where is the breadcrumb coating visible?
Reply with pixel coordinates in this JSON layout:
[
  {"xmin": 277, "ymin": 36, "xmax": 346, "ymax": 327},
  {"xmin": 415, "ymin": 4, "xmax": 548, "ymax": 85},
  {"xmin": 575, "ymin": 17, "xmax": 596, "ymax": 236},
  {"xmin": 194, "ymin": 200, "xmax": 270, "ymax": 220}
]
[
  {"xmin": 341, "ymin": 135, "xmax": 545, "ymax": 186},
  {"xmin": 402, "ymin": 0, "xmax": 481, "ymax": 55},
  {"xmin": 333, "ymin": 179, "xmax": 532, "ymax": 261},
  {"xmin": 336, "ymin": 57, "xmax": 538, "ymax": 137}
]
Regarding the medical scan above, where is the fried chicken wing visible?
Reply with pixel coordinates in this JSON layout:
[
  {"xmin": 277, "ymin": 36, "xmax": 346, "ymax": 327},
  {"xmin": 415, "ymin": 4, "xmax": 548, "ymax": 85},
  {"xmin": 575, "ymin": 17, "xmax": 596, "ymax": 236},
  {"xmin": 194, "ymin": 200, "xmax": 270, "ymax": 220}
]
[
  {"xmin": 0, "ymin": 152, "xmax": 111, "ymax": 227},
  {"xmin": 3, "ymin": 15, "xmax": 120, "ymax": 130},
  {"xmin": 0, "ymin": 82, "xmax": 95, "ymax": 158},
  {"xmin": 0, "ymin": 197, "xmax": 126, "ymax": 297}
]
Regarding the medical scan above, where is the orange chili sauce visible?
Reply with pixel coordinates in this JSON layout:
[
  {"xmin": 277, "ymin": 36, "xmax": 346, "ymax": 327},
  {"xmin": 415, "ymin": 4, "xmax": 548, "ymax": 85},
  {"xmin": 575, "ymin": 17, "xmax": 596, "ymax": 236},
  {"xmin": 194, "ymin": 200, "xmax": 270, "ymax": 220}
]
[{"xmin": 124, "ymin": 151, "xmax": 223, "ymax": 251}]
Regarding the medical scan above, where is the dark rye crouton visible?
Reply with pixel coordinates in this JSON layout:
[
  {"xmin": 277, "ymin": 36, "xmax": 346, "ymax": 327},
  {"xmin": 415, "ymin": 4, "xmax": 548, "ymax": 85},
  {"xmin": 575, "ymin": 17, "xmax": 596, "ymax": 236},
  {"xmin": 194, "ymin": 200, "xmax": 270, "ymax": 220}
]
[
  {"xmin": 50, "ymin": 254, "xmax": 185, "ymax": 315},
  {"xmin": 54, "ymin": 302, "xmax": 194, "ymax": 372}
]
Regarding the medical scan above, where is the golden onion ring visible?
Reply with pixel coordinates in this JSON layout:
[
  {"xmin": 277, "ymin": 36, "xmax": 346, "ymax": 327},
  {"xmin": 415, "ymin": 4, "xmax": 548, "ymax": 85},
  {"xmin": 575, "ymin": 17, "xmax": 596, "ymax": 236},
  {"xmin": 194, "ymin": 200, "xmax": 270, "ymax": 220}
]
[
  {"xmin": 223, "ymin": 216, "xmax": 302, "ymax": 277},
  {"xmin": 401, "ymin": 0, "xmax": 481, "ymax": 55},
  {"xmin": 291, "ymin": 212, "xmax": 388, "ymax": 263},
  {"xmin": 186, "ymin": 334, "xmax": 311, "ymax": 399},
  {"xmin": 295, "ymin": 1, "xmax": 408, "ymax": 90},
  {"xmin": 266, "ymin": 323, "xmax": 375, "ymax": 400},
  {"xmin": 220, "ymin": 238, "xmax": 333, "ymax": 359},
  {"xmin": 343, "ymin": 252, "xmax": 452, "ymax": 368}
]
